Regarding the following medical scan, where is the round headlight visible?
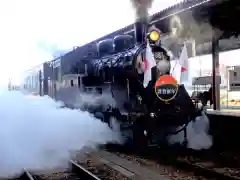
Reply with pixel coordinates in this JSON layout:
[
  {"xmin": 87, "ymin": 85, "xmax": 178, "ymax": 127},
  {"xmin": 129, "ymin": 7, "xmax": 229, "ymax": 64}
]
[{"xmin": 149, "ymin": 30, "xmax": 160, "ymax": 41}]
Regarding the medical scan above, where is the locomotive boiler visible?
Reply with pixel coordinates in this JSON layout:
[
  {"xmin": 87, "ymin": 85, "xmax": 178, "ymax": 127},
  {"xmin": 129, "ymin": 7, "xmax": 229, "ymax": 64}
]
[
  {"xmin": 73, "ymin": 28, "xmax": 203, "ymax": 148},
  {"xmin": 21, "ymin": 25, "xmax": 206, "ymax": 149}
]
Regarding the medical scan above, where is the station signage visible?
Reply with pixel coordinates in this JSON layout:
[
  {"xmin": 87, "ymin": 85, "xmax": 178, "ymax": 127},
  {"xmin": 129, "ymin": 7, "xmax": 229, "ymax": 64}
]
[{"xmin": 154, "ymin": 75, "xmax": 178, "ymax": 102}]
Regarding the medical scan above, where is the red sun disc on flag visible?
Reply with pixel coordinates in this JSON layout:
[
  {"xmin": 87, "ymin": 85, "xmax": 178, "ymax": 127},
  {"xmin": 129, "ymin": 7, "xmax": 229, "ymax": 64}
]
[
  {"xmin": 181, "ymin": 67, "xmax": 186, "ymax": 72},
  {"xmin": 142, "ymin": 59, "xmax": 148, "ymax": 72}
]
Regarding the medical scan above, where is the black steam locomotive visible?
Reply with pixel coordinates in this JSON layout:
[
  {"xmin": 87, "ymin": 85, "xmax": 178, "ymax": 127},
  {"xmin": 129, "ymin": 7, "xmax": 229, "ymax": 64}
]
[{"xmin": 22, "ymin": 24, "xmax": 205, "ymax": 149}]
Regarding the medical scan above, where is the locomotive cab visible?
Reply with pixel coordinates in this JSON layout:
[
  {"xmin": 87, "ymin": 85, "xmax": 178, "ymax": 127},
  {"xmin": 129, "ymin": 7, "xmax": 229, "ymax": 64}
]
[{"xmin": 57, "ymin": 74, "xmax": 84, "ymax": 109}]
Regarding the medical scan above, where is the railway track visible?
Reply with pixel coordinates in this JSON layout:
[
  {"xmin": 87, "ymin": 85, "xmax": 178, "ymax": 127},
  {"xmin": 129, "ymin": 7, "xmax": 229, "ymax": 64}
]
[
  {"xmin": 8, "ymin": 160, "xmax": 102, "ymax": 180},
  {"xmin": 161, "ymin": 149, "xmax": 240, "ymax": 180},
  {"xmin": 173, "ymin": 157, "xmax": 240, "ymax": 180},
  {"xmin": 79, "ymin": 151, "xmax": 180, "ymax": 180},
  {"xmin": 6, "ymin": 147, "xmax": 240, "ymax": 180},
  {"xmin": 75, "ymin": 152, "xmax": 133, "ymax": 180},
  {"xmin": 104, "ymin": 145, "xmax": 240, "ymax": 180}
]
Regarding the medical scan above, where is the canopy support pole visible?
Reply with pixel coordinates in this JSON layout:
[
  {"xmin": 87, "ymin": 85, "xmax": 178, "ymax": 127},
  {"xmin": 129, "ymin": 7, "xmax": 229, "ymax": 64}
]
[{"xmin": 212, "ymin": 32, "xmax": 220, "ymax": 110}]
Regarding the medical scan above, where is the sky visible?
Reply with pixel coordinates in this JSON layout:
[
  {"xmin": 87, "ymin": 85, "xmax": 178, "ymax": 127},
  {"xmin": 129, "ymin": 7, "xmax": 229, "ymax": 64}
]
[
  {"xmin": 1, "ymin": 0, "xmax": 184, "ymax": 86},
  {"xmin": 1, "ymin": 0, "xmax": 240, "ymax": 86}
]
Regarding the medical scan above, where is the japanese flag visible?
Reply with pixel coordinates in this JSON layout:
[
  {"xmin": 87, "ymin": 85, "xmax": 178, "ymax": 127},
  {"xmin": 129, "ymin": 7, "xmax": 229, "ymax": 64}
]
[
  {"xmin": 171, "ymin": 60, "xmax": 181, "ymax": 83},
  {"xmin": 143, "ymin": 42, "xmax": 156, "ymax": 88},
  {"xmin": 179, "ymin": 43, "xmax": 189, "ymax": 83},
  {"xmin": 170, "ymin": 43, "xmax": 189, "ymax": 84}
]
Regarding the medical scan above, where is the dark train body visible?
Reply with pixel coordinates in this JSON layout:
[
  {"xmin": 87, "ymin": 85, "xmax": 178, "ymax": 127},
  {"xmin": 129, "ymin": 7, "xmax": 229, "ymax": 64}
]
[{"xmin": 21, "ymin": 27, "xmax": 206, "ymax": 149}]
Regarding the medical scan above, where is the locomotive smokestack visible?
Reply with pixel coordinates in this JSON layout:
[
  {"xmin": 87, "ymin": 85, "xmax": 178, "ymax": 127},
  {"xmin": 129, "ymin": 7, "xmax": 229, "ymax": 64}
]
[
  {"xmin": 131, "ymin": 0, "xmax": 154, "ymax": 44},
  {"xmin": 135, "ymin": 18, "xmax": 148, "ymax": 44}
]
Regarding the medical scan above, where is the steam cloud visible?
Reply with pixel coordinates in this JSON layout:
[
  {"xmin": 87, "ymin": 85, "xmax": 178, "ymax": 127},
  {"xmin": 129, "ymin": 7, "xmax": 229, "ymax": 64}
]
[
  {"xmin": 0, "ymin": 90, "xmax": 121, "ymax": 178},
  {"xmin": 130, "ymin": 0, "xmax": 154, "ymax": 20},
  {"xmin": 56, "ymin": 86, "xmax": 116, "ymax": 109},
  {"xmin": 168, "ymin": 104, "xmax": 212, "ymax": 150}
]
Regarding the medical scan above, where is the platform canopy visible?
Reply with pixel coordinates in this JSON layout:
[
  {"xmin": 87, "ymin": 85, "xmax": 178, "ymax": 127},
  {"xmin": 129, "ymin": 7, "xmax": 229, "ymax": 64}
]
[
  {"xmin": 47, "ymin": 0, "xmax": 240, "ymax": 64},
  {"xmin": 152, "ymin": 0, "xmax": 240, "ymax": 56}
]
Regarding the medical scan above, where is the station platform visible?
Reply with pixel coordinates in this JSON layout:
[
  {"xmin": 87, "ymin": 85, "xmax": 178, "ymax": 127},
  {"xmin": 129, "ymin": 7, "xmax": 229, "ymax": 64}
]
[
  {"xmin": 207, "ymin": 109, "xmax": 240, "ymax": 117},
  {"xmin": 206, "ymin": 108, "xmax": 240, "ymax": 152}
]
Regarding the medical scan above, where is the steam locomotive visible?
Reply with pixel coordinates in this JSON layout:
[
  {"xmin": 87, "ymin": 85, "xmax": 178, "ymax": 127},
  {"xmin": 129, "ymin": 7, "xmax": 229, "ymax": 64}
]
[{"xmin": 22, "ymin": 24, "xmax": 206, "ymax": 149}]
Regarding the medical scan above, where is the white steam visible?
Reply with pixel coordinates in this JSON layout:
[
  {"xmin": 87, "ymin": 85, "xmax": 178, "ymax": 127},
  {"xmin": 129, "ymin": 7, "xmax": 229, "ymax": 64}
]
[
  {"xmin": 168, "ymin": 105, "xmax": 212, "ymax": 150},
  {"xmin": 0, "ymin": 90, "xmax": 121, "ymax": 178},
  {"xmin": 56, "ymin": 86, "xmax": 116, "ymax": 109},
  {"xmin": 130, "ymin": 0, "xmax": 154, "ymax": 20}
]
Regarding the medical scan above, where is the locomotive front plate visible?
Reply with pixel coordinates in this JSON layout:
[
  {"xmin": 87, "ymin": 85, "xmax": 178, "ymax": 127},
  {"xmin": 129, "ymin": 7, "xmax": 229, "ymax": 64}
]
[{"xmin": 154, "ymin": 75, "xmax": 178, "ymax": 102}]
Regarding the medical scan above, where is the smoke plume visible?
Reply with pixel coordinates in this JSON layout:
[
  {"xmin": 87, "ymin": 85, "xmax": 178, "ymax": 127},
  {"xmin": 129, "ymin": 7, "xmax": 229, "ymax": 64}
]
[
  {"xmin": 168, "ymin": 104, "xmax": 212, "ymax": 150},
  {"xmin": 130, "ymin": 0, "xmax": 154, "ymax": 20},
  {"xmin": 161, "ymin": 3, "xmax": 223, "ymax": 58},
  {"xmin": 0, "ymin": 90, "xmax": 121, "ymax": 178},
  {"xmin": 55, "ymin": 86, "xmax": 116, "ymax": 110}
]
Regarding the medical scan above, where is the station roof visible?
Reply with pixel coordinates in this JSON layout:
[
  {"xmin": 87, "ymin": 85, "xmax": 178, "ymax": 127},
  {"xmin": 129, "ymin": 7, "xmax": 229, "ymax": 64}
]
[
  {"xmin": 54, "ymin": 0, "xmax": 240, "ymax": 62},
  {"xmin": 191, "ymin": 0, "xmax": 240, "ymax": 54},
  {"xmin": 140, "ymin": 0, "xmax": 240, "ymax": 55},
  {"xmin": 162, "ymin": 0, "xmax": 240, "ymax": 55}
]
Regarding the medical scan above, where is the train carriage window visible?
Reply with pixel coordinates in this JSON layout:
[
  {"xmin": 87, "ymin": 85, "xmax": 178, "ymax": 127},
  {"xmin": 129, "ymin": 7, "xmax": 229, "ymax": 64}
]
[
  {"xmin": 57, "ymin": 66, "xmax": 62, "ymax": 81},
  {"xmin": 234, "ymin": 71, "xmax": 237, "ymax": 77},
  {"xmin": 87, "ymin": 52, "xmax": 94, "ymax": 57},
  {"xmin": 86, "ymin": 87, "xmax": 93, "ymax": 93}
]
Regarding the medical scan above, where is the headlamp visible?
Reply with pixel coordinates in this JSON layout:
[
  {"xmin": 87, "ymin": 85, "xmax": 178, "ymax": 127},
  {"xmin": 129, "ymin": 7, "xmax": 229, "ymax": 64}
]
[{"xmin": 149, "ymin": 30, "xmax": 160, "ymax": 42}]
